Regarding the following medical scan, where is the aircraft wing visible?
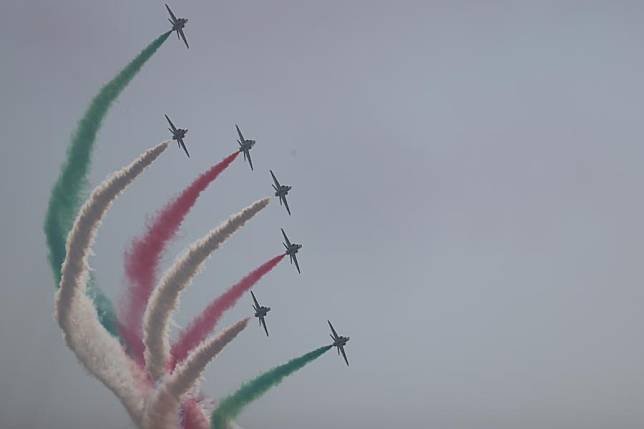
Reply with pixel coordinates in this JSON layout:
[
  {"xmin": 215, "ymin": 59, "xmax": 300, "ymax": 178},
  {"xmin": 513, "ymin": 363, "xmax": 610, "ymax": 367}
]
[
  {"xmin": 165, "ymin": 114, "xmax": 177, "ymax": 132},
  {"xmin": 282, "ymin": 195, "xmax": 291, "ymax": 215},
  {"xmin": 281, "ymin": 228, "xmax": 291, "ymax": 246},
  {"xmin": 260, "ymin": 317, "xmax": 269, "ymax": 336},
  {"xmin": 270, "ymin": 170, "xmax": 281, "ymax": 187},
  {"xmin": 246, "ymin": 150, "xmax": 254, "ymax": 171},
  {"xmin": 292, "ymin": 254, "xmax": 300, "ymax": 273},
  {"xmin": 178, "ymin": 138, "xmax": 190, "ymax": 158},
  {"xmin": 178, "ymin": 27, "xmax": 189, "ymax": 49},
  {"xmin": 165, "ymin": 4, "xmax": 178, "ymax": 23},
  {"xmin": 328, "ymin": 320, "xmax": 339, "ymax": 339},
  {"xmin": 235, "ymin": 124, "xmax": 244, "ymax": 142},
  {"xmin": 250, "ymin": 291, "xmax": 260, "ymax": 309},
  {"xmin": 340, "ymin": 346, "xmax": 349, "ymax": 366}
]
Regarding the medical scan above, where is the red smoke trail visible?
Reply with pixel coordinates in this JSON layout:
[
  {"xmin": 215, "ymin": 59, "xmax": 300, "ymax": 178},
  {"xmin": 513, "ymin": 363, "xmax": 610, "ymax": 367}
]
[
  {"xmin": 119, "ymin": 151, "xmax": 240, "ymax": 364},
  {"xmin": 181, "ymin": 397, "xmax": 210, "ymax": 429},
  {"xmin": 169, "ymin": 254, "xmax": 285, "ymax": 370}
]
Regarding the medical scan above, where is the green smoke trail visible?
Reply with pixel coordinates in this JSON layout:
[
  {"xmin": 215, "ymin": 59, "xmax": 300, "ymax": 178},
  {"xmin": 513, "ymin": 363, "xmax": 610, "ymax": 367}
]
[
  {"xmin": 211, "ymin": 345, "xmax": 332, "ymax": 429},
  {"xmin": 44, "ymin": 31, "xmax": 171, "ymax": 337}
]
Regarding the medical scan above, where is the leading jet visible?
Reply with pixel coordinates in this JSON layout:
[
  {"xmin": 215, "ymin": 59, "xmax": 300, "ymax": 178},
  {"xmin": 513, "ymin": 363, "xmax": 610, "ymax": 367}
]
[
  {"xmin": 328, "ymin": 320, "xmax": 350, "ymax": 366},
  {"xmin": 270, "ymin": 170, "xmax": 292, "ymax": 215},
  {"xmin": 165, "ymin": 114, "xmax": 190, "ymax": 158},
  {"xmin": 165, "ymin": 4, "xmax": 189, "ymax": 49},
  {"xmin": 251, "ymin": 291, "xmax": 270, "ymax": 336},
  {"xmin": 235, "ymin": 124, "xmax": 256, "ymax": 171},
  {"xmin": 281, "ymin": 228, "xmax": 302, "ymax": 274}
]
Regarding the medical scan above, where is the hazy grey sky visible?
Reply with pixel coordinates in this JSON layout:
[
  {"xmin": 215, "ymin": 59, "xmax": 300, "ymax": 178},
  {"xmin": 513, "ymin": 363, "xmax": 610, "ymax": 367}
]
[{"xmin": 2, "ymin": 1, "xmax": 644, "ymax": 428}]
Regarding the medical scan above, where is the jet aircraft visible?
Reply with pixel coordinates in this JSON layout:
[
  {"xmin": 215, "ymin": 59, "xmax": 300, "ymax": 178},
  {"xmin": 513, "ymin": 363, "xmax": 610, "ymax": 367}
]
[
  {"xmin": 235, "ymin": 124, "xmax": 256, "ymax": 171},
  {"xmin": 165, "ymin": 4, "xmax": 189, "ymax": 49},
  {"xmin": 165, "ymin": 114, "xmax": 190, "ymax": 158},
  {"xmin": 251, "ymin": 291, "xmax": 270, "ymax": 336},
  {"xmin": 281, "ymin": 228, "xmax": 302, "ymax": 274},
  {"xmin": 270, "ymin": 170, "xmax": 292, "ymax": 215},
  {"xmin": 328, "ymin": 320, "xmax": 350, "ymax": 366}
]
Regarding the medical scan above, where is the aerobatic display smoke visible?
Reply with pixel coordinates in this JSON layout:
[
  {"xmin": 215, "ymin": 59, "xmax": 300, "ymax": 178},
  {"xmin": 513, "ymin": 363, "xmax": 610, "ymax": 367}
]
[
  {"xmin": 55, "ymin": 142, "xmax": 169, "ymax": 424},
  {"xmin": 170, "ymin": 319, "xmax": 249, "ymax": 401},
  {"xmin": 44, "ymin": 31, "xmax": 171, "ymax": 337},
  {"xmin": 182, "ymin": 398, "xmax": 210, "ymax": 429},
  {"xmin": 143, "ymin": 198, "xmax": 271, "ymax": 380},
  {"xmin": 170, "ymin": 254, "xmax": 285, "ymax": 369},
  {"xmin": 120, "ymin": 151, "xmax": 240, "ymax": 364},
  {"xmin": 143, "ymin": 319, "xmax": 249, "ymax": 429},
  {"xmin": 46, "ymin": 22, "xmax": 338, "ymax": 429},
  {"xmin": 210, "ymin": 346, "xmax": 333, "ymax": 429}
]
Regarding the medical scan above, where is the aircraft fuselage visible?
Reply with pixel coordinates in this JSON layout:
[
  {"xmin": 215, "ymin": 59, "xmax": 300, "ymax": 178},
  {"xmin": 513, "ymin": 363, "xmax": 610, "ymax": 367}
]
[
  {"xmin": 254, "ymin": 306, "xmax": 270, "ymax": 318},
  {"xmin": 173, "ymin": 18, "xmax": 187, "ymax": 30},
  {"xmin": 334, "ymin": 336, "xmax": 349, "ymax": 347},
  {"xmin": 275, "ymin": 185, "xmax": 291, "ymax": 197},
  {"xmin": 239, "ymin": 140, "xmax": 255, "ymax": 152},
  {"xmin": 172, "ymin": 128, "xmax": 187, "ymax": 140},
  {"xmin": 285, "ymin": 243, "xmax": 301, "ymax": 256}
]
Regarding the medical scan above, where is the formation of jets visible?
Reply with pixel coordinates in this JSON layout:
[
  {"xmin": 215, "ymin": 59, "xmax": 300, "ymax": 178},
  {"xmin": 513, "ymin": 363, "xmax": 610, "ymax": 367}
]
[{"xmin": 163, "ymin": 4, "xmax": 350, "ymax": 367}]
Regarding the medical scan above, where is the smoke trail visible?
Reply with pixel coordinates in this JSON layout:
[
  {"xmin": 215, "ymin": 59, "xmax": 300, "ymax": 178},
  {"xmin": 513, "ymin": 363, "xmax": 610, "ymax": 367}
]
[
  {"xmin": 210, "ymin": 346, "xmax": 333, "ymax": 429},
  {"xmin": 120, "ymin": 152, "xmax": 240, "ymax": 364},
  {"xmin": 143, "ymin": 198, "xmax": 271, "ymax": 380},
  {"xmin": 44, "ymin": 31, "xmax": 171, "ymax": 337},
  {"xmin": 143, "ymin": 319, "xmax": 249, "ymax": 429},
  {"xmin": 182, "ymin": 398, "xmax": 210, "ymax": 429},
  {"xmin": 55, "ymin": 142, "xmax": 169, "ymax": 424},
  {"xmin": 170, "ymin": 254, "xmax": 285, "ymax": 369},
  {"xmin": 60, "ymin": 296, "xmax": 152, "ymax": 425},
  {"xmin": 170, "ymin": 319, "xmax": 249, "ymax": 399}
]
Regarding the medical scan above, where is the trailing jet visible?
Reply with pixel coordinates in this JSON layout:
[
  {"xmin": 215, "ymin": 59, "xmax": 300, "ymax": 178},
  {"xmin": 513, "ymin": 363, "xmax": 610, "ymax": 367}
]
[
  {"xmin": 270, "ymin": 170, "xmax": 292, "ymax": 215},
  {"xmin": 235, "ymin": 124, "xmax": 256, "ymax": 171},
  {"xmin": 165, "ymin": 4, "xmax": 189, "ymax": 49},
  {"xmin": 281, "ymin": 228, "xmax": 302, "ymax": 274},
  {"xmin": 165, "ymin": 114, "xmax": 190, "ymax": 158},
  {"xmin": 251, "ymin": 291, "xmax": 270, "ymax": 336},
  {"xmin": 328, "ymin": 320, "xmax": 350, "ymax": 366}
]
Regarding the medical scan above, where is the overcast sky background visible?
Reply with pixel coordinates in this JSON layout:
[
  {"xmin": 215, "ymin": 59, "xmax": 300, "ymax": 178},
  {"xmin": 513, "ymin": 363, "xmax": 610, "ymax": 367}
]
[{"xmin": 2, "ymin": 1, "xmax": 644, "ymax": 428}]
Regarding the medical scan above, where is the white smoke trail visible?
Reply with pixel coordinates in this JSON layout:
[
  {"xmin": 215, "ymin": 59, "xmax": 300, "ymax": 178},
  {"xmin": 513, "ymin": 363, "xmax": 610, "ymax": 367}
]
[
  {"xmin": 143, "ymin": 319, "xmax": 249, "ymax": 429},
  {"xmin": 170, "ymin": 318, "xmax": 249, "ymax": 398},
  {"xmin": 55, "ymin": 142, "xmax": 169, "ymax": 424},
  {"xmin": 143, "ymin": 198, "xmax": 270, "ymax": 381}
]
